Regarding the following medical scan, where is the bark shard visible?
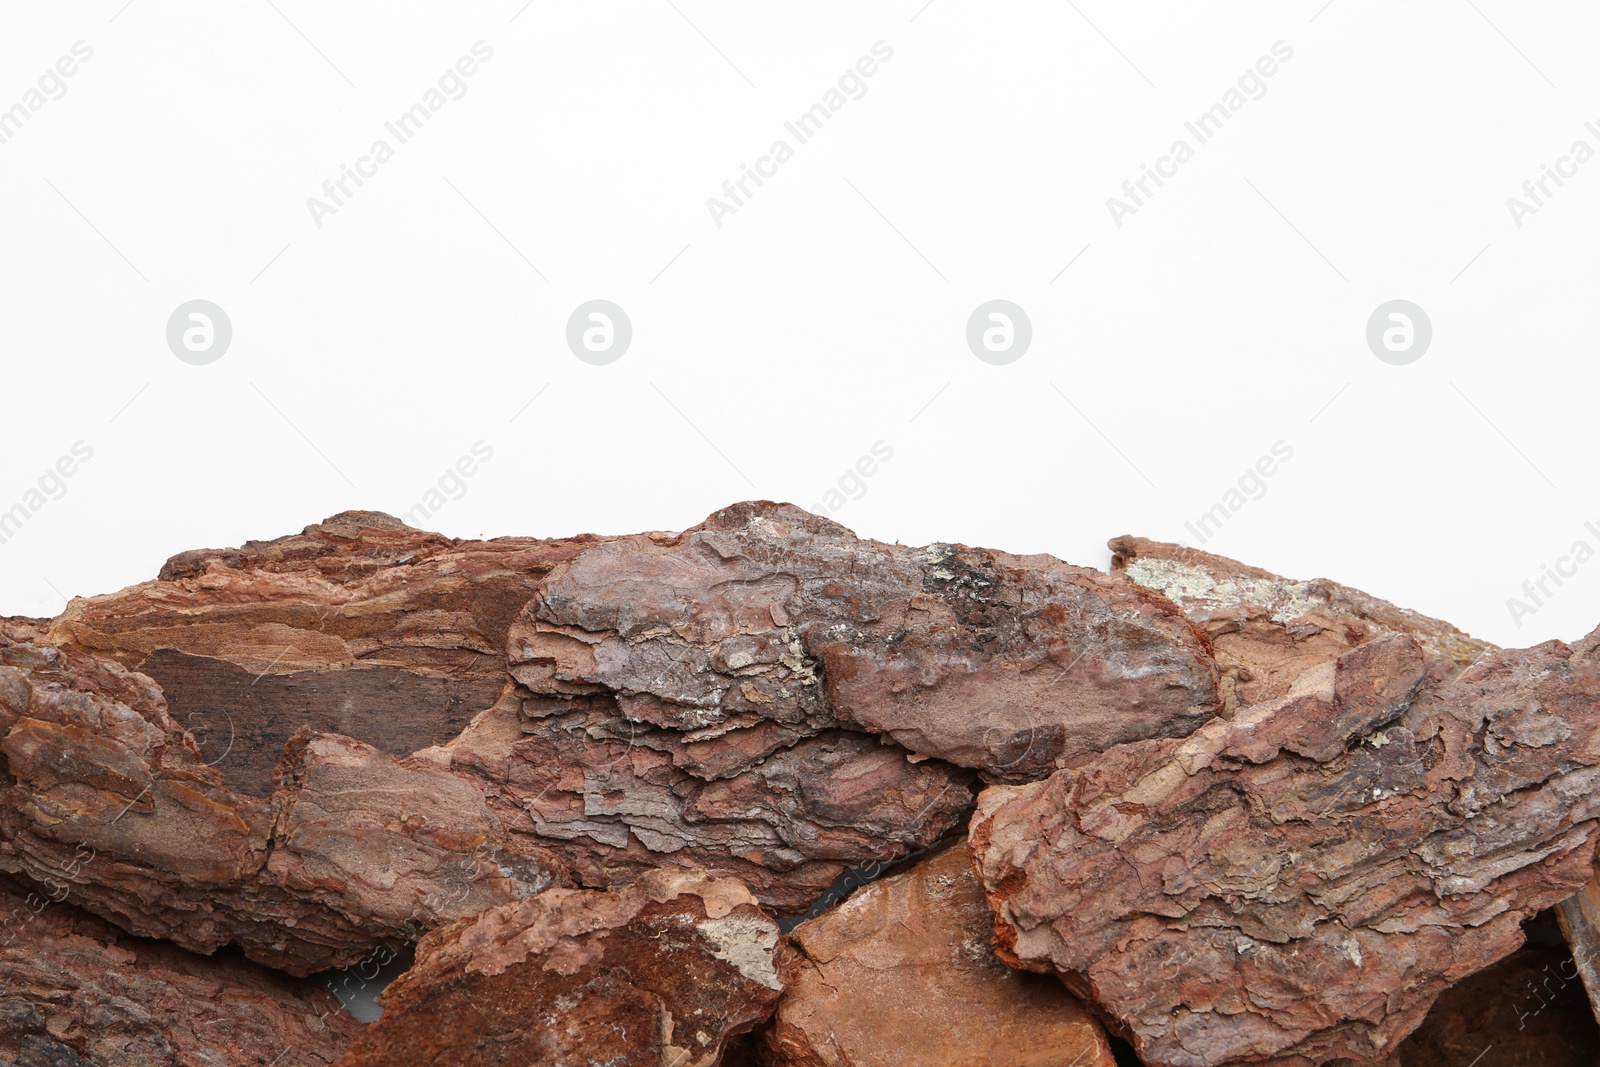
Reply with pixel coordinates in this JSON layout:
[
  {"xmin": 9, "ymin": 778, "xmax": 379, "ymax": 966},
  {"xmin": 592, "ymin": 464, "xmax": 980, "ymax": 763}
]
[
  {"xmin": 764, "ymin": 842, "xmax": 1117, "ymax": 1067},
  {"xmin": 0, "ymin": 874, "xmax": 357, "ymax": 1066},
  {"xmin": 49, "ymin": 512, "xmax": 605, "ymax": 797},
  {"xmin": 331, "ymin": 869, "xmax": 782, "ymax": 1067},
  {"xmin": 972, "ymin": 542, "xmax": 1600, "ymax": 1067},
  {"xmin": 514, "ymin": 502, "xmax": 1220, "ymax": 782},
  {"xmin": 0, "ymin": 617, "xmax": 560, "ymax": 976}
]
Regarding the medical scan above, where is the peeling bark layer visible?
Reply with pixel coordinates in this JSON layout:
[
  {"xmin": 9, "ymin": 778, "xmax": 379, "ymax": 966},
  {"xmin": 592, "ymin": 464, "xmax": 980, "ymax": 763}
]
[
  {"xmin": 1109, "ymin": 536, "xmax": 1492, "ymax": 711},
  {"xmin": 469, "ymin": 690, "xmax": 976, "ymax": 913}
]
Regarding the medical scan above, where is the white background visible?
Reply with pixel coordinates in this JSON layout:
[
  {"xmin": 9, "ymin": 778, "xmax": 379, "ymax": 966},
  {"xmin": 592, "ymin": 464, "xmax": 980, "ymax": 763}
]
[{"xmin": 1, "ymin": 1, "xmax": 1595, "ymax": 650}]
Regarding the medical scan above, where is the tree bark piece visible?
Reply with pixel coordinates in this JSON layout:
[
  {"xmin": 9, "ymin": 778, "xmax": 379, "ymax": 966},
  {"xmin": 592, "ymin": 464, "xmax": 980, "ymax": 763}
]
[
  {"xmin": 972, "ymin": 626, "xmax": 1600, "ymax": 1067},
  {"xmin": 0, "ymin": 874, "xmax": 357, "ymax": 1066},
  {"xmin": 513, "ymin": 502, "xmax": 1220, "ymax": 783},
  {"xmin": 763, "ymin": 842, "xmax": 1116, "ymax": 1067},
  {"xmin": 331, "ymin": 869, "xmax": 783, "ymax": 1067},
  {"xmin": 48, "ymin": 512, "xmax": 605, "ymax": 797},
  {"xmin": 0, "ymin": 619, "xmax": 561, "ymax": 976},
  {"xmin": 3, "ymin": 585, "xmax": 965, "ymax": 969}
]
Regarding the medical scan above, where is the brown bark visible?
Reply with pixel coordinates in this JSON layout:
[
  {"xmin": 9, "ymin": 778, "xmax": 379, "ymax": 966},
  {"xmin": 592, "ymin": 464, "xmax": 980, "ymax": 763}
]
[
  {"xmin": 763, "ymin": 842, "xmax": 1116, "ymax": 1067},
  {"xmin": 0, "ymin": 874, "xmax": 357, "ymax": 1066},
  {"xmin": 973, "ymin": 545, "xmax": 1600, "ymax": 1066},
  {"xmin": 515, "ymin": 503, "xmax": 1221, "ymax": 783},
  {"xmin": 332, "ymin": 869, "xmax": 782, "ymax": 1067}
]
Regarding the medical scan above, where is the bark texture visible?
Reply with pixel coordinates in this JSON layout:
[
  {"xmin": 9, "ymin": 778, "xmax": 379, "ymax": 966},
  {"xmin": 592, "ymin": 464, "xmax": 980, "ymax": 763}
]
[
  {"xmin": 0, "ymin": 617, "xmax": 559, "ymax": 976},
  {"xmin": 2, "ymin": 510, "xmax": 1595, "ymax": 1067},
  {"xmin": 972, "ymin": 542, "xmax": 1600, "ymax": 1067},
  {"xmin": 332, "ymin": 869, "xmax": 782, "ymax": 1067},
  {"xmin": 48, "ymin": 512, "xmax": 604, "ymax": 797},
  {"xmin": 0, "ymin": 874, "xmax": 357, "ymax": 1066},
  {"xmin": 514, "ymin": 503, "xmax": 1220, "ymax": 783}
]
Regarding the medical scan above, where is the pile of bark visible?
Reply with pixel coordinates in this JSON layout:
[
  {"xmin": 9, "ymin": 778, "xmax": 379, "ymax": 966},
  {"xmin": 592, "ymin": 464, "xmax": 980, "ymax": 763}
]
[{"xmin": 1, "ymin": 502, "xmax": 1596, "ymax": 1066}]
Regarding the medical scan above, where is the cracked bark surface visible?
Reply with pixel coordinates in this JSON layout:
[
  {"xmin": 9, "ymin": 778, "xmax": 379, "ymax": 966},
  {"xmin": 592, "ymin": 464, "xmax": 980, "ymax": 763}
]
[
  {"xmin": 28, "ymin": 500, "xmax": 1211, "ymax": 922},
  {"xmin": 0, "ymin": 504, "xmax": 1029, "ymax": 969},
  {"xmin": 331, "ymin": 868, "xmax": 782, "ymax": 1067},
  {"xmin": 3, "ymin": 509, "xmax": 1597, "ymax": 1067},
  {"xmin": 440, "ymin": 689, "xmax": 976, "ymax": 913},
  {"xmin": 512, "ymin": 502, "xmax": 1221, "ymax": 783},
  {"xmin": 973, "ymin": 543, "xmax": 1600, "ymax": 1067},
  {"xmin": 3, "ymin": 621, "xmax": 907, "ymax": 983},
  {"xmin": 0, "ymin": 874, "xmax": 357, "ymax": 1066}
]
